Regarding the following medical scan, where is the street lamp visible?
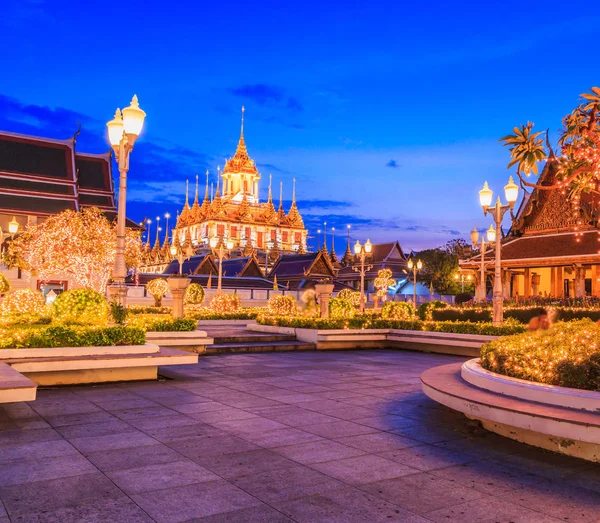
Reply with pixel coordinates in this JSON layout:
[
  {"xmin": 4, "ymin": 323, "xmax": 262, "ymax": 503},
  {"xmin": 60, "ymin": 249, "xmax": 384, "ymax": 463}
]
[
  {"xmin": 7, "ymin": 216, "xmax": 18, "ymax": 237},
  {"xmin": 170, "ymin": 243, "xmax": 185, "ymax": 276},
  {"xmin": 454, "ymin": 273, "xmax": 472, "ymax": 293},
  {"xmin": 265, "ymin": 240, "xmax": 274, "ymax": 276},
  {"xmin": 478, "ymin": 176, "xmax": 519, "ymax": 325},
  {"xmin": 407, "ymin": 258, "xmax": 423, "ymax": 306},
  {"xmin": 353, "ymin": 239, "xmax": 373, "ymax": 313},
  {"xmin": 470, "ymin": 226, "xmax": 495, "ymax": 301},
  {"xmin": 210, "ymin": 236, "xmax": 234, "ymax": 294},
  {"xmin": 106, "ymin": 95, "xmax": 146, "ymax": 306}
]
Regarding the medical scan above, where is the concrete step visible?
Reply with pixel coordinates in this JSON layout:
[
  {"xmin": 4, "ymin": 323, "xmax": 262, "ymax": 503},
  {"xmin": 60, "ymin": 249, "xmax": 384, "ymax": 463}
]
[
  {"xmin": 0, "ymin": 363, "xmax": 37, "ymax": 403},
  {"xmin": 206, "ymin": 341, "xmax": 315, "ymax": 354},
  {"xmin": 210, "ymin": 334, "xmax": 297, "ymax": 344}
]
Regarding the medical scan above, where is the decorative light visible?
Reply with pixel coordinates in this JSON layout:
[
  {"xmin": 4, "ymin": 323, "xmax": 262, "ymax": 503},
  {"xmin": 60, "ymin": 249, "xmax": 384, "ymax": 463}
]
[
  {"xmin": 479, "ymin": 181, "xmax": 493, "ymax": 209},
  {"xmin": 209, "ymin": 236, "xmax": 218, "ymax": 249},
  {"xmin": 226, "ymin": 238, "xmax": 234, "ymax": 250},
  {"xmin": 470, "ymin": 227, "xmax": 479, "ymax": 246},
  {"xmin": 122, "ymin": 95, "xmax": 146, "ymax": 144},
  {"xmin": 170, "ymin": 244, "xmax": 177, "ymax": 256},
  {"xmin": 364, "ymin": 239, "xmax": 372, "ymax": 254},
  {"xmin": 8, "ymin": 216, "xmax": 18, "ymax": 235},
  {"xmin": 354, "ymin": 240, "xmax": 361, "ymax": 255},
  {"xmin": 504, "ymin": 176, "xmax": 519, "ymax": 204},
  {"xmin": 487, "ymin": 224, "xmax": 496, "ymax": 243},
  {"xmin": 417, "ymin": 259, "xmax": 423, "ymax": 270},
  {"xmin": 106, "ymin": 108, "xmax": 124, "ymax": 149},
  {"xmin": 407, "ymin": 259, "xmax": 413, "ymax": 270}
]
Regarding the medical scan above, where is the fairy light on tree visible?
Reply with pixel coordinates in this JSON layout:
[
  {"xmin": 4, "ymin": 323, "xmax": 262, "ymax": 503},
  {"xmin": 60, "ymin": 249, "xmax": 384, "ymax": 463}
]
[
  {"xmin": 374, "ymin": 268, "xmax": 396, "ymax": 303},
  {"xmin": 5, "ymin": 207, "xmax": 143, "ymax": 292}
]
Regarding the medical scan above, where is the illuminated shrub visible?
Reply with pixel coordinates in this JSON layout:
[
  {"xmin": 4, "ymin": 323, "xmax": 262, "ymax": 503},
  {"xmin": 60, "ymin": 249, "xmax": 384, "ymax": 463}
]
[
  {"xmin": 381, "ymin": 301, "xmax": 414, "ymax": 320},
  {"xmin": 146, "ymin": 278, "xmax": 169, "ymax": 307},
  {"xmin": 184, "ymin": 283, "xmax": 205, "ymax": 305},
  {"xmin": 337, "ymin": 289, "xmax": 361, "ymax": 307},
  {"xmin": 52, "ymin": 289, "xmax": 109, "ymax": 325},
  {"xmin": 329, "ymin": 297, "xmax": 355, "ymax": 319},
  {"xmin": 418, "ymin": 300, "xmax": 449, "ymax": 320},
  {"xmin": 0, "ymin": 274, "xmax": 9, "ymax": 295},
  {"xmin": 480, "ymin": 319, "xmax": 600, "ymax": 391},
  {"xmin": 268, "ymin": 295, "xmax": 298, "ymax": 316},
  {"xmin": 209, "ymin": 293, "xmax": 240, "ymax": 313},
  {"xmin": 0, "ymin": 289, "xmax": 46, "ymax": 320}
]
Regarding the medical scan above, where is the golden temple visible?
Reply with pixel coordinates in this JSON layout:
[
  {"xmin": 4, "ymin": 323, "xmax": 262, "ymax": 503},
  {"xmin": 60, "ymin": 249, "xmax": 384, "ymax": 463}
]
[{"xmin": 172, "ymin": 108, "xmax": 307, "ymax": 255}]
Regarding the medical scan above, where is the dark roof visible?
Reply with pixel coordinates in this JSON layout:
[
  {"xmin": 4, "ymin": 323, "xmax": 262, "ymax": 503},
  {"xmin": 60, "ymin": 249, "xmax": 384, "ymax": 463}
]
[
  {"xmin": 163, "ymin": 254, "xmax": 215, "ymax": 276},
  {"xmin": 131, "ymin": 273, "xmax": 285, "ymax": 290},
  {"xmin": 336, "ymin": 241, "xmax": 407, "ymax": 280},
  {"xmin": 460, "ymin": 230, "xmax": 600, "ymax": 268},
  {"xmin": 0, "ymin": 193, "xmax": 77, "ymax": 215},
  {"xmin": 368, "ymin": 241, "xmax": 406, "ymax": 263},
  {"xmin": 268, "ymin": 252, "xmax": 335, "ymax": 279},
  {"xmin": 76, "ymin": 153, "xmax": 112, "ymax": 191}
]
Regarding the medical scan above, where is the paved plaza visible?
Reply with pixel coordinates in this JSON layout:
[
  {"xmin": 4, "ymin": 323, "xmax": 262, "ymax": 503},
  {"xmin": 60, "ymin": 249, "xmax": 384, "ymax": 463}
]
[{"xmin": 0, "ymin": 350, "xmax": 598, "ymax": 522}]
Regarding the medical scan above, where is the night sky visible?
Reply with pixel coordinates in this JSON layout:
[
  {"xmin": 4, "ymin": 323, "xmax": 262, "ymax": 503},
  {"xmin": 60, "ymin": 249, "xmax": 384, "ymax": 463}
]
[{"xmin": 1, "ymin": 1, "xmax": 599, "ymax": 251}]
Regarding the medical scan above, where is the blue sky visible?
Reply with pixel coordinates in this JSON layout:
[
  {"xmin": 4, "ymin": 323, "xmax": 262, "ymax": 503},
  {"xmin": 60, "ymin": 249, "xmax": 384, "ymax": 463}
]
[{"xmin": 1, "ymin": 1, "xmax": 599, "ymax": 250}]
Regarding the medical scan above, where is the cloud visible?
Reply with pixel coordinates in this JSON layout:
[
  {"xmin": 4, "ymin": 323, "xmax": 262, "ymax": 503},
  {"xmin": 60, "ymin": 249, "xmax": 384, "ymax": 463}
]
[
  {"xmin": 257, "ymin": 163, "xmax": 290, "ymax": 175},
  {"xmin": 386, "ymin": 159, "xmax": 399, "ymax": 168},
  {"xmin": 228, "ymin": 84, "xmax": 303, "ymax": 113}
]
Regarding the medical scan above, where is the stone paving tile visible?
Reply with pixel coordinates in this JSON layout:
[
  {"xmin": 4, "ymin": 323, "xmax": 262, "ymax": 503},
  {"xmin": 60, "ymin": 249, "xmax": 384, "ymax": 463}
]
[
  {"xmin": 0, "ymin": 472, "xmax": 122, "ymax": 517},
  {"xmin": 43, "ymin": 410, "xmax": 118, "ymax": 427},
  {"xmin": 86, "ymin": 442, "xmax": 184, "ymax": 472},
  {"xmin": 335, "ymin": 431, "xmax": 421, "ymax": 453},
  {"xmin": 234, "ymin": 427, "xmax": 324, "ymax": 448},
  {"xmin": 272, "ymin": 439, "xmax": 367, "ymax": 464},
  {"xmin": 167, "ymin": 434, "xmax": 260, "ymax": 459},
  {"xmin": 377, "ymin": 444, "xmax": 475, "ymax": 471},
  {"xmin": 131, "ymin": 480, "xmax": 263, "ymax": 523},
  {"xmin": 112, "ymin": 405, "xmax": 179, "ymax": 420},
  {"xmin": 301, "ymin": 420, "xmax": 378, "ymax": 439},
  {"xmin": 0, "ymin": 427, "xmax": 62, "ymax": 446},
  {"xmin": 91, "ymin": 396, "xmax": 160, "ymax": 411},
  {"xmin": 269, "ymin": 410, "xmax": 342, "ymax": 427},
  {"xmin": 274, "ymin": 485, "xmax": 429, "ymax": 522},
  {"xmin": 108, "ymin": 459, "xmax": 220, "ymax": 494},
  {"xmin": 310, "ymin": 454, "xmax": 418, "ymax": 485},
  {"xmin": 187, "ymin": 407, "xmax": 258, "ymax": 424},
  {"xmin": 230, "ymin": 464, "xmax": 344, "ymax": 503},
  {"xmin": 170, "ymin": 400, "xmax": 229, "ymax": 414},
  {"xmin": 142, "ymin": 422, "xmax": 225, "ymax": 443},
  {"xmin": 54, "ymin": 419, "xmax": 136, "ymax": 439},
  {"xmin": 196, "ymin": 448, "xmax": 298, "ymax": 478},
  {"xmin": 10, "ymin": 495, "xmax": 154, "ymax": 523},
  {"xmin": 0, "ymin": 454, "xmax": 97, "ymax": 487},
  {"xmin": 360, "ymin": 471, "xmax": 486, "ymax": 514},
  {"xmin": 193, "ymin": 504, "xmax": 294, "ymax": 522},
  {"xmin": 209, "ymin": 416, "xmax": 289, "ymax": 435},
  {"xmin": 423, "ymin": 493, "xmax": 562, "ymax": 522},
  {"xmin": 124, "ymin": 413, "xmax": 201, "ymax": 431},
  {"xmin": 0, "ymin": 439, "xmax": 77, "ymax": 463},
  {"xmin": 68, "ymin": 431, "xmax": 157, "ymax": 454}
]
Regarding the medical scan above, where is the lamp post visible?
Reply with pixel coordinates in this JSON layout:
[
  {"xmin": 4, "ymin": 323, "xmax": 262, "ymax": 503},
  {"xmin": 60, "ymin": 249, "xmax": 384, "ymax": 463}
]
[
  {"xmin": 353, "ymin": 239, "xmax": 373, "ymax": 313},
  {"xmin": 470, "ymin": 226, "xmax": 496, "ymax": 301},
  {"xmin": 7, "ymin": 217, "xmax": 19, "ymax": 238},
  {"xmin": 210, "ymin": 236, "xmax": 234, "ymax": 294},
  {"xmin": 265, "ymin": 240, "xmax": 273, "ymax": 276},
  {"xmin": 106, "ymin": 95, "xmax": 146, "ymax": 306},
  {"xmin": 454, "ymin": 273, "xmax": 472, "ymax": 293},
  {"xmin": 407, "ymin": 258, "xmax": 423, "ymax": 306},
  {"xmin": 478, "ymin": 176, "xmax": 519, "ymax": 326},
  {"xmin": 170, "ymin": 243, "xmax": 185, "ymax": 276}
]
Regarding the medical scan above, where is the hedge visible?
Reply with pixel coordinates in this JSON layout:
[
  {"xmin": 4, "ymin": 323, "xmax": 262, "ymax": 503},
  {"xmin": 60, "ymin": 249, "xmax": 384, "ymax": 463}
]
[
  {"xmin": 480, "ymin": 319, "xmax": 600, "ymax": 391},
  {"xmin": 0, "ymin": 325, "xmax": 145, "ymax": 349},
  {"xmin": 432, "ymin": 306, "xmax": 600, "ymax": 324}
]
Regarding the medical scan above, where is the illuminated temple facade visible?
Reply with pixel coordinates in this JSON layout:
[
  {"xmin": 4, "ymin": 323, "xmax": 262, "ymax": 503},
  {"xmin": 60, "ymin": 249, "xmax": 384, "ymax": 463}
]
[{"xmin": 172, "ymin": 108, "xmax": 307, "ymax": 255}]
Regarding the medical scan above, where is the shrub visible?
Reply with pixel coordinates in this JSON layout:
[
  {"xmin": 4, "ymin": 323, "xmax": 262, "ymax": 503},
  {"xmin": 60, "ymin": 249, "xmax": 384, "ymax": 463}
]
[
  {"xmin": 184, "ymin": 283, "xmax": 205, "ymax": 305},
  {"xmin": 480, "ymin": 319, "xmax": 600, "ymax": 391},
  {"xmin": 337, "ymin": 289, "xmax": 361, "ymax": 307},
  {"xmin": 146, "ymin": 278, "xmax": 169, "ymax": 307},
  {"xmin": 209, "ymin": 293, "xmax": 240, "ymax": 313},
  {"xmin": 0, "ymin": 289, "xmax": 47, "ymax": 322},
  {"xmin": 109, "ymin": 301, "xmax": 128, "ymax": 325},
  {"xmin": 128, "ymin": 305, "xmax": 172, "ymax": 315},
  {"xmin": 454, "ymin": 293, "xmax": 474, "ymax": 305},
  {"xmin": 380, "ymin": 301, "xmax": 414, "ymax": 320},
  {"xmin": 268, "ymin": 295, "xmax": 297, "ymax": 316},
  {"xmin": 329, "ymin": 297, "xmax": 355, "ymax": 319},
  {"xmin": 0, "ymin": 274, "xmax": 9, "ymax": 295},
  {"xmin": 0, "ymin": 325, "xmax": 145, "ymax": 349},
  {"xmin": 418, "ymin": 300, "xmax": 448, "ymax": 321},
  {"xmin": 52, "ymin": 289, "xmax": 109, "ymax": 325},
  {"xmin": 184, "ymin": 305, "xmax": 260, "ymax": 320},
  {"xmin": 138, "ymin": 317, "xmax": 196, "ymax": 332}
]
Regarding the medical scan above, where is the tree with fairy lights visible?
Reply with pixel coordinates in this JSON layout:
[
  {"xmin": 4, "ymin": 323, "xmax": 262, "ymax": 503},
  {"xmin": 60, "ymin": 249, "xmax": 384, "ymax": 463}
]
[
  {"xmin": 501, "ymin": 87, "xmax": 600, "ymax": 199},
  {"xmin": 5, "ymin": 207, "xmax": 143, "ymax": 293},
  {"xmin": 374, "ymin": 268, "xmax": 396, "ymax": 303}
]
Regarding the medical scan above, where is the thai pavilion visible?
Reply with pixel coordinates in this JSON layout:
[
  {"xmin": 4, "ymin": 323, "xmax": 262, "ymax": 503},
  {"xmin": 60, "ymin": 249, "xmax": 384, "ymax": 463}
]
[
  {"xmin": 171, "ymin": 108, "xmax": 308, "ymax": 257},
  {"xmin": 460, "ymin": 158, "xmax": 600, "ymax": 298}
]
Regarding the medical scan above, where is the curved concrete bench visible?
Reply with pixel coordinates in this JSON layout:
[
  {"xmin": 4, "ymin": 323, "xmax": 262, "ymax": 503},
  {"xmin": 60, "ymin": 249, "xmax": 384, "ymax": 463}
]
[
  {"xmin": 422, "ymin": 363, "xmax": 600, "ymax": 462},
  {"xmin": 461, "ymin": 359, "xmax": 600, "ymax": 413}
]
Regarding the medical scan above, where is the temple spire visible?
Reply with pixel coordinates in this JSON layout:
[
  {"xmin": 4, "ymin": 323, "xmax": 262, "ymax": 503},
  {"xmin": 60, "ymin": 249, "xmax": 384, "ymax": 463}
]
[
  {"xmin": 330, "ymin": 226, "xmax": 338, "ymax": 263},
  {"xmin": 322, "ymin": 221, "xmax": 329, "ymax": 254},
  {"xmin": 216, "ymin": 166, "xmax": 221, "ymax": 197},
  {"xmin": 194, "ymin": 174, "xmax": 199, "ymax": 205},
  {"xmin": 235, "ymin": 107, "xmax": 248, "ymax": 157},
  {"xmin": 292, "ymin": 177, "xmax": 296, "ymax": 203},
  {"xmin": 204, "ymin": 170, "xmax": 209, "ymax": 202},
  {"xmin": 184, "ymin": 180, "xmax": 189, "ymax": 209},
  {"xmin": 268, "ymin": 174, "xmax": 273, "ymax": 203},
  {"xmin": 241, "ymin": 106, "xmax": 245, "ymax": 139},
  {"xmin": 278, "ymin": 181, "xmax": 283, "ymax": 211}
]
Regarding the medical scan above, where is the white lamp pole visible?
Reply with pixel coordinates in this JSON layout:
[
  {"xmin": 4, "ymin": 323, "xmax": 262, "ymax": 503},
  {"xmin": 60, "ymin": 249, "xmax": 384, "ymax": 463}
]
[
  {"xmin": 106, "ymin": 95, "xmax": 146, "ymax": 306},
  {"xmin": 479, "ymin": 177, "xmax": 519, "ymax": 326},
  {"xmin": 353, "ymin": 239, "xmax": 373, "ymax": 313},
  {"xmin": 210, "ymin": 237, "xmax": 234, "ymax": 294},
  {"xmin": 407, "ymin": 258, "xmax": 423, "ymax": 306}
]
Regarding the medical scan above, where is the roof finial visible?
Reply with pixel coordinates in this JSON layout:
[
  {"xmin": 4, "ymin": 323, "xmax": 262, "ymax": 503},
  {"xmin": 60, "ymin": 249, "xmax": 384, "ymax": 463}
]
[
  {"xmin": 241, "ymin": 106, "xmax": 245, "ymax": 139},
  {"xmin": 268, "ymin": 174, "xmax": 273, "ymax": 203},
  {"xmin": 323, "ymin": 222, "xmax": 328, "ymax": 253},
  {"xmin": 292, "ymin": 178, "xmax": 296, "ymax": 203},
  {"xmin": 204, "ymin": 170, "xmax": 209, "ymax": 202},
  {"xmin": 194, "ymin": 174, "xmax": 199, "ymax": 205},
  {"xmin": 347, "ymin": 224, "xmax": 351, "ymax": 248},
  {"xmin": 185, "ymin": 179, "xmax": 189, "ymax": 208},
  {"xmin": 279, "ymin": 181, "xmax": 283, "ymax": 211},
  {"xmin": 216, "ymin": 166, "xmax": 221, "ymax": 196}
]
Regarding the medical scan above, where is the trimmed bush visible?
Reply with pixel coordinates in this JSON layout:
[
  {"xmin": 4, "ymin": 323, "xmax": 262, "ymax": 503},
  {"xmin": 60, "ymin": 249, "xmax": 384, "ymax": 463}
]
[
  {"xmin": 418, "ymin": 300, "xmax": 448, "ymax": 321},
  {"xmin": 0, "ymin": 274, "xmax": 9, "ymax": 295},
  {"xmin": 52, "ymin": 289, "xmax": 109, "ymax": 325},
  {"xmin": 380, "ymin": 301, "xmax": 414, "ymax": 320},
  {"xmin": 329, "ymin": 298, "xmax": 355, "ymax": 319},
  {"xmin": 146, "ymin": 278, "xmax": 169, "ymax": 307},
  {"xmin": 109, "ymin": 301, "xmax": 128, "ymax": 325},
  {"xmin": 268, "ymin": 295, "xmax": 298, "ymax": 316},
  {"xmin": 0, "ymin": 289, "xmax": 47, "ymax": 320},
  {"xmin": 337, "ymin": 289, "xmax": 361, "ymax": 307},
  {"xmin": 480, "ymin": 319, "xmax": 600, "ymax": 391},
  {"xmin": 144, "ymin": 318, "xmax": 196, "ymax": 332},
  {"xmin": 184, "ymin": 283, "xmax": 205, "ymax": 305},
  {"xmin": 0, "ymin": 325, "xmax": 145, "ymax": 349},
  {"xmin": 128, "ymin": 305, "xmax": 172, "ymax": 315},
  {"xmin": 209, "ymin": 293, "xmax": 240, "ymax": 313},
  {"xmin": 454, "ymin": 293, "xmax": 474, "ymax": 305}
]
